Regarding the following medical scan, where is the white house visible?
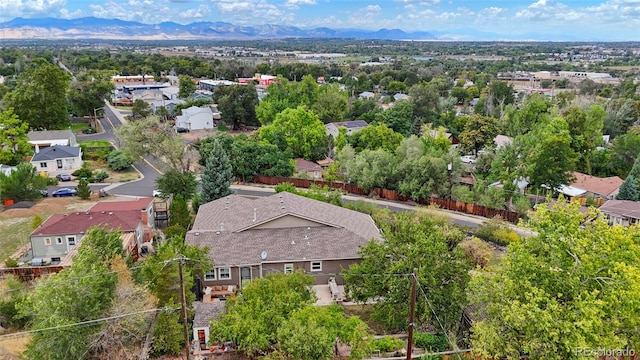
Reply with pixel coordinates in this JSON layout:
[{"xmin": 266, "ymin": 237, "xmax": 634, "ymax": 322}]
[
  {"xmin": 175, "ymin": 106, "xmax": 215, "ymax": 130},
  {"xmin": 28, "ymin": 130, "xmax": 77, "ymax": 153},
  {"xmin": 30, "ymin": 145, "xmax": 82, "ymax": 177}
]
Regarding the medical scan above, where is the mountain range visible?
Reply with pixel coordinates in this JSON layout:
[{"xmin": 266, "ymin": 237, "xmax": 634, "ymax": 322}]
[{"xmin": 0, "ymin": 17, "xmax": 438, "ymax": 41}]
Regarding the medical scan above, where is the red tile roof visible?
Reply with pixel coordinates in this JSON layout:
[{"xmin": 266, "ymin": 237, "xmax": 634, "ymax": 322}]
[
  {"xmin": 90, "ymin": 197, "xmax": 155, "ymax": 212},
  {"xmin": 571, "ymin": 172, "xmax": 623, "ymax": 198},
  {"xmin": 32, "ymin": 211, "xmax": 141, "ymax": 236}
]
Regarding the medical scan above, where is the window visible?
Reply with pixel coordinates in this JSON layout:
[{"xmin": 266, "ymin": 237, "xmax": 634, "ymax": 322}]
[
  {"xmin": 51, "ymin": 257, "xmax": 61, "ymax": 263},
  {"xmin": 311, "ymin": 261, "xmax": 322, "ymax": 272},
  {"xmin": 56, "ymin": 237, "xmax": 63, "ymax": 244},
  {"xmin": 67, "ymin": 236, "xmax": 76, "ymax": 247},
  {"xmin": 56, "ymin": 159, "xmax": 62, "ymax": 169},
  {"xmin": 40, "ymin": 162, "xmax": 47, "ymax": 168},
  {"xmin": 218, "ymin": 267, "xmax": 231, "ymax": 280},
  {"xmin": 44, "ymin": 238, "xmax": 51, "ymax": 246},
  {"xmin": 204, "ymin": 269, "xmax": 216, "ymax": 281},
  {"xmin": 284, "ymin": 263, "xmax": 294, "ymax": 274}
]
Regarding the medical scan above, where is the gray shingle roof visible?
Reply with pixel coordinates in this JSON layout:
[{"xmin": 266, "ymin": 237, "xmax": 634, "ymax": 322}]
[
  {"xmin": 187, "ymin": 192, "xmax": 381, "ymax": 266},
  {"xmin": 599, "ymin": 200, "xmax": 640, "ymax": 219},
  {"xmin": 192, "ymin": 301, "xmax": 225, "ymax": 328},
  {"xmin": 28, "ymin": 130, "xmax": 74, "ymax": 142},
  {"xmin": 31, "ymin": 145, "xmax": 80, "ymax": 161}
]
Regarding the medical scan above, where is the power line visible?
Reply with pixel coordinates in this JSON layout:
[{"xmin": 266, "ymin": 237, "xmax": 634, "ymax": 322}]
[{"xmin": 0, "ymin": 307, "xmax": 177, "ymax": 339}]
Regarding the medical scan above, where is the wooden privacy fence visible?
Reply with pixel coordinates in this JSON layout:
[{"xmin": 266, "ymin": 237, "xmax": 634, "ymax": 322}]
[
  {"xmin": 0, "ymin": 265, "xmax": 65, "ymax": 281},
  {"xmin": 251, "ymin": 175, "xmax": 521, "ymax": 223}
]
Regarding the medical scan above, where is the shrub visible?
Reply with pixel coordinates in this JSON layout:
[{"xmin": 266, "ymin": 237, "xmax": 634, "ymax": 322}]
[
  {"xmin": 217, "ymin": 125, "xmax": 229, "ymax": 131},
  {"xmin": 4, "ymin": 258, "xmax": 18, "ymax": 268},
  {"xmin": 475, "ymin": 216, "xmax": 520, "ymax": 246},
  {"xmin": 76, "ymin": 179, "xmax": 92, "ymax": 200},
  {"xmin": 72, "ymin": 163, "xmax": 94, "ymax": 179},
  {"xmin": 93, "ymin": 171, "xmax": 109, "ymax": 183},
  {"xmin": 459, "ymin": 237, "xmax": 493, "ymax": 269},
  {"xmin": 370, "ymin": 336, "xmax": 404, "ymax": 353},
  {"xmin": 106, "ymin": 150, "xmax": 134, "ymax": 171},
  {"xmin": 413, "ymin": 332, "xmax": 448, "ymax": 352}
]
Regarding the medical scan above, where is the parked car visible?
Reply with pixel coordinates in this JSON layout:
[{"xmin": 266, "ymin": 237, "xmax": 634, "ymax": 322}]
[
  {"xmin": 152, "ymin": 189, "xmax": 163, "ymax": 197},
  {"xmin": 460, "ymin": 155, "xmax": 477, "ymax": 164},
  {"xmin": 52, "ymin": 188, "xmax": 77, "ymax": 197},
  {"xmin": 56, "ymin": 173, "xmax": 72, "ymax": 181},
  {"xmin": 175, "ymin": 127, "xmax": 190, "ymax": 133},
  {"xmin": 38, "ymin": 189, "xmax": 49, "ymax": 197}
]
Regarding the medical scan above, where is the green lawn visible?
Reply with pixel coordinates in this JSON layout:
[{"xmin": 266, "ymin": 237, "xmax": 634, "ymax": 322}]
[
  {"xmin": 79, "ymin": 140, "xmax": 113, "ymax": 147},
  {"xmin": 0, "ymin": 217, "xmax": 34, "ymax": 263},
  {"xmin": 70, "ymin": 122, "xmax": 90, "ymax": 133}
]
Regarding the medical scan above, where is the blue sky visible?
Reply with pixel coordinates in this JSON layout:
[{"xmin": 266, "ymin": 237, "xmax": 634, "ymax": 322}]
[{"xmin": 0, "ymin": 0, "xmax": 638, "ymax": 40}]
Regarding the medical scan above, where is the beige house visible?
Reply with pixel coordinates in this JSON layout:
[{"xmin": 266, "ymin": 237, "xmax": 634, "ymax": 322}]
[
  {"xmin": 185, "ymin": 192, "xmax": 382, "ymax": 289},
  {"xmin": 294, "ymin": 158, "xmax": 323, "ymax": 180}
]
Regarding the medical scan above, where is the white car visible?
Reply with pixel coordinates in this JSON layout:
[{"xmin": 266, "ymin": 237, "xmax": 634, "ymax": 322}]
[
  {"xmin": 152, "ymin": 189, "xmax": 163, "ymax": 197},
  {"xmin": 460, "ymin": 155, "xmax": 477, "ymax": 164}
]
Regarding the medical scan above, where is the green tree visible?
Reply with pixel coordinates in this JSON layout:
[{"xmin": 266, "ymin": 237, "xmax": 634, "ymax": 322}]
[
  {"xmin": 116, "ymin": 116, "xmax": 186, "ymax": 171},
  {"xmin": 214, "ymin": 83, "xmax": 259, "ymax": 129},
  {"xmin": 374, "ymin": 100, "xmax": 415, "ymax": 137},
  {"xmin": 468, "ymin": 201, "xmax": 640, "ymax": 359},
  {"xmin": 3, "ymin": 60, "xmax": 71, "ymax": 130},
  {"xmin": 529, "ymin": 134, "xmax": 577, "ymax": 190},
  {"xmin": 564, "ymin": 105, "xmax": 604, "ymax": 174},
  {"xmin": 344, "ymin": 149, "xmax": 396, "ymax": 190},
  {"xmin": 76, "ymin": 178, "xmax": 91, "ymax": 199},
  {"xmin": 168, "ymin": 194, "xmax": 192, "ymax": 230},
  {"xmin": 277, "ymin": 317, "xmax": 334, "ymax": 360},
  {"xmin": 210, "ymin": 272, "xmax": 315, "ymax": 356},
  {"xmin": 178, "ymin": 74, "xmax": 196, "ymax": 99},
  {"xmin": 0, "ymin": 108, "xmax": 31, "ymax": 165},
  {"xmin": 106, "ymin": 150, "xmax": 134, "ymax": 171},
  {"xmin": 67, "ymin": 70, "xmax": 115, "ymax": 118},
  {"xmin": 311, "ymin": 83, "xmax": 348, "ymax": 123},
  {"xmin": 151, "ymin": 304, "xmax": 185, "ymax": 357},
  {"xmin": 131, "ymin": 99, "xmax": 152, "ymax": 120},
  {"xmin": 201, "ymin": 139, "xmax": 234, "ymax": 203},
  {"xmin": 349, "ymin": 123, "xmax": 404, "ymax": 153},
  {"xmin": 616, "ymin": 175, "xmax": 639, "ymax": 201},
  {"xmin": 19, "ymin": 227, "xmax": 123, "ymax": 360},
  {"xmin": 0, "ymin": 162, "xmax": 48, "ymax": 202},
  {"xmin": 259, "ymin": 106, "xmax": 328, "ymax": 161},
  {"xmin": 344, "ymin": 211, "xmax": 471, "ymax": 333},
  {"xmin": 459, "ymin": 114, "xmax": 499, "ymax": 155},
  {"xmin": 155, "ymin": 169, "xmax": 198, "ymax": 200},
  {"xmin": 610, "ymin": 126, "xmax": 640, "ymax": 177}
]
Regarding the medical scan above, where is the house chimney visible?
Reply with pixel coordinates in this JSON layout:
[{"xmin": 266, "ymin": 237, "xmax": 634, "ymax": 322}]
[
  {"xmin": 253, "ymin": 208, "xmax": 257, "ymax": 222},
  {"xmin": 140, "ymin": 208, "xmax": 149, "ymax": 226}
]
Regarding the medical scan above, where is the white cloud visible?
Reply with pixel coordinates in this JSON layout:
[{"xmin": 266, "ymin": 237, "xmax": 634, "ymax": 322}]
[
  {"xmin": 0, "ymin": 0, "xmax": 67, "ymax": 20},
  {"xmin": 283, "ymin": 0, "xmax": 316, "ymax": 10},
  {"xmin": 365, "ymin": 4, "xmax": 381, "ymax": 12},
  {"xmin": 178, "ymin": 5, "xmax": 212, "ymax": 20}
]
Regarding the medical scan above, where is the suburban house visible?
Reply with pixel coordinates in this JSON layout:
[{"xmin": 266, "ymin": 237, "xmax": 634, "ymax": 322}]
[
  {"xmin": 185, "ymin": 192, "xmax": 382, "ymax": 289},
  {"xmin": 175, "ymin": 106, "xmax": 214, "ymax": 130},
  {"xmin": 570, "ymin": 172, "xmax": 623, "ymax": 199},
  {"xmin": 90, "ymin": 197, "xmax": 157, "ymax": 250},
  {"xmin": 30, "ymin": 145, "xmax": 82, "ymax": 177},
  {"xmin": 28, "ymin": 130, "xmax": 77, "ymax": 153},
  {"xmin": 599, "ymin": 200, "xmax": 640, "ymax": 226},
  {"xmin": 151, "ymin": 98, "xmax": 185, "ymax": 115},
  {"xmin": 294, "ymin": 158, "xmax": 323, "ymax": 180},
  {"xmin": 325, "ymin": 120, "xmax": 369, "ymax": 137},
  {"xmin": 394, "ymin": 93, "xmax": 410, "ymax": 101},
  {"xmin": 161, "ymin": 86, "xmax": 180, "ymax": 100},
  {"xmin": 427, "ymin": 129, "xmax": 460, "ymax": 146},
  {"xmin": 30, "ymin": 210, "xmax": 145, "ymax": 265},
  {"xmin": 358, "ymin": 91, "xmax": 375, "ymax": 100}
]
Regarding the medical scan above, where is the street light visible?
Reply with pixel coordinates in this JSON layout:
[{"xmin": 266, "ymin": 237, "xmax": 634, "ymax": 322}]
[{"xmin": 93, "ymin": 106, "xmax": 105, "ymax": 129}]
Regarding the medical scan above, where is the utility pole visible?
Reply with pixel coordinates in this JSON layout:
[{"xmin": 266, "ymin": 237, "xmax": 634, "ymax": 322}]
[
  {"xmin": 178, "ymin": 256, "xmax": 190, "ymax": 360},
  {"xmin": 406, "ymin": 268, "xmax": 418, "ymax": 360}
]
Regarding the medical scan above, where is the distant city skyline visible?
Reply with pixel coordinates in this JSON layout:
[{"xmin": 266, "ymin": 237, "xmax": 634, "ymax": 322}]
[{"xmin": 0, "ymin": 0, "xmax": 638, "ymax": 41}]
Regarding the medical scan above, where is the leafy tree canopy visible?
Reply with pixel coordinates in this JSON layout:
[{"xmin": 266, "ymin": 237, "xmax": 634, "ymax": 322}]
[
  {"xmin": 469, "ymin": 201, "xmax": 640, "ymax": 359},
  {"xmin": 0, "ymin": 108, "xmax": 31, "ymax": 165}
]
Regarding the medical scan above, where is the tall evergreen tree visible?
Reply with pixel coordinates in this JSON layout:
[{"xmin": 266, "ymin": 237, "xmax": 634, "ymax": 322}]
[
  {"xmin": 168, "ymin": 194, "xmax": 192, "ymax": 230},
  {"xmin": 201, "ymin": 139, "xmax": 234, "ymax": 203},
  {"xmin": 616, "ymin": 175, "xmax": 639, "ymax": 201}
]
